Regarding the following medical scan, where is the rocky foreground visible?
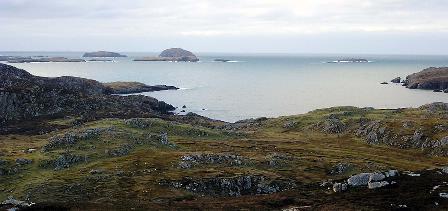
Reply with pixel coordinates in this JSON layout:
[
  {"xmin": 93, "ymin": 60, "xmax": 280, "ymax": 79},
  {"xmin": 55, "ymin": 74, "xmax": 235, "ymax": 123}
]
[{"xmin": 0, "ymin": 64, "xmax": 448, "ymax": 210}]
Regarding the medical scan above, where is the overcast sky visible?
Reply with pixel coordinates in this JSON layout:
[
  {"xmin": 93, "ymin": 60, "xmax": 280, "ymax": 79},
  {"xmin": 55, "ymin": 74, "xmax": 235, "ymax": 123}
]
[{"xmin": 1, "ymin": 0, "xmax": 448, "ymax": 54}]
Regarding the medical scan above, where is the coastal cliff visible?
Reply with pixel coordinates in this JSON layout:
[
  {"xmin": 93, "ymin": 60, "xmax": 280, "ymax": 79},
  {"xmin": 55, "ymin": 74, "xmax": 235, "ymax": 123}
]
[
  {"xmin": 404, "ymin": 67, "xmax": 448, "ymax": 91},
  {"xmin": 0, "ymin": 64, "xmax": 174, "ymax": 128}
]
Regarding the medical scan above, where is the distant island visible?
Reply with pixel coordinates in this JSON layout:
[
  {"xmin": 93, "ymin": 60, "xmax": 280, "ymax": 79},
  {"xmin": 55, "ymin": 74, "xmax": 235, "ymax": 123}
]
[
  {"xmin": 214, "ymin": 59, "xmax": 231, "ymax": 62},
  {"xmin": 83, "ymin": 51, "xmax": 127, "ymax": 58},
  {"xmin": 6, "ymin": 57, "xmax": 85, "ymax": 63},
  {"xmin": 134, "ymin": 48, "xmax": 199, "ymax": 62},
  {"xmin": 327, "ymin": 58, "xmax": 369, "ymax": 63}
]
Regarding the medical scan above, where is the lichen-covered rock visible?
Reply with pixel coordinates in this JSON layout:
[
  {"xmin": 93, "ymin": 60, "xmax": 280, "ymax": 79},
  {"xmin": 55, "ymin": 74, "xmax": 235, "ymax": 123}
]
[
  {"xmin": 161, "ymin": 175, "xmax": 295, "ymax": 197},
  {"xmin": 283, "ymin": 121, "xmax": 298, "ymax": 129},
  {"xmin": 42, "ymin": 127, "xmax": 114, "ymax": 151},
  {"xmin": 369, "ymin": 172, "xmax": 386, "ymax": 182},
  {"xmin": 356, "ymin": 120, "xmax": 389, "ymax": 145},
  {"xmin": 15, "ymin": 158, "xmax": 32, "ymax": 165},
  {"xmin": 178, "ymin": 153, "xmax": 247, "ymax": 169},
  {"xmin": 347, "ymin": 173, "xmax": 372, "ymax": 187},
  {"xmin": 317, "ymin": 118, "xmax": 346, "ymax": 134},
  {"xmin": 41, "ymin": 153, "xmax": 87, "ymax": 170},
  {"xmin": 333, "ymin": 183, "xmax": 348, "ymax": 192},
  {"xmin": 265, "ymin": 153, "xmax": 293, "ymax": 168},
  {"xmin": 368, "ymin": 181, "xmax": 389, "ymax": 189},
  {"xmin": 329, "ymin": 162, "xmax": 353, "ymax": 175},
  {"xmin": 107, "ymin": 144, "xmax": 133, "ymax": 157}
]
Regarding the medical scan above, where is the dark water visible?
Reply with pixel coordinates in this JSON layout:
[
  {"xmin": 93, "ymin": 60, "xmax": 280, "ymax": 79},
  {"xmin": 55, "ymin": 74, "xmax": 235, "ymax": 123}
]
[{"xmin": 2, "ymin": 52, "xmax": 448, "ymax": 122}]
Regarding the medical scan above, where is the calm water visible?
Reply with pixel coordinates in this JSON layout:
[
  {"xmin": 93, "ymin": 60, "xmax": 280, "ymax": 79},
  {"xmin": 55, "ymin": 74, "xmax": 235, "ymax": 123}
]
[{"xmin": 2, "ymin": 52, "xmax": 448, "ymax": 122}]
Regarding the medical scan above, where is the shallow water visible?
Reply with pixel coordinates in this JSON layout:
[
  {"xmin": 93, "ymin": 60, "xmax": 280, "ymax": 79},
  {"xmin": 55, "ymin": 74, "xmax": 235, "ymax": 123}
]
[{"xmin": 3, "ymin": 52, "xmax": 448, "ymax": 122}]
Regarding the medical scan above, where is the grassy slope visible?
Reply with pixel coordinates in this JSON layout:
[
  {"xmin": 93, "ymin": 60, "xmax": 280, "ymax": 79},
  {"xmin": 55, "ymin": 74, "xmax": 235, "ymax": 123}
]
[{"xmin": 0, "ymin": 106, "xmax": 447, "ymax": 210}]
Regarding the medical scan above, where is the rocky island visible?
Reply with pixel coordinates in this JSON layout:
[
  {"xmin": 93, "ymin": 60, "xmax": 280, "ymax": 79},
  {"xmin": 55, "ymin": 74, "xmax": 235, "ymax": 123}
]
[
  {"xmin": 1, "ymin": 63, "xmax": 448, "ymax": 210},
  {"xmin": 6, "ymin": 57, "xmax": 86, "ymax": 63},
  {"xmin": 134, "ymin": 48, "xmax": 199, "ymax": 62},
  {"xmin": 103, "ymin": 82, "xmax": 179, "ymax": 94},
  {"xmin": 83, "ymin": 51, "xmax": 127, "ymax": 57},
  {"xmin": 328, "ymin": 58, "xmax": 369, "ymax": 63}
]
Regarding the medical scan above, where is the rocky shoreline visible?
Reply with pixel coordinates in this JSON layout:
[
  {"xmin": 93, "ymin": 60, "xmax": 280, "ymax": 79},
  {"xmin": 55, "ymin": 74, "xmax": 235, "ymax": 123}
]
[
  {"xmin": 0, "ymin": 63, "xmax": 176, "ymax": 130},
  {"xmin": 389, "ymin": 67, "xmax": 448, "ymax": 93}
]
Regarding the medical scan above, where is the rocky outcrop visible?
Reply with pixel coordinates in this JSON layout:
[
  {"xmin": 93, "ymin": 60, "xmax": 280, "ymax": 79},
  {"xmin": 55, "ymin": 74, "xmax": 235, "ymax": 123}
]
[
  {"xmin": 161, "ymin": 175, "xmax": 296, "ymax": 197},
  {"xmin": 0, "ymin": 64, "xmax": 175, "ymax": 127},
  {"xmin": 82, "ymin": 51, "xmax": 127, "ymax": 57},
  {"xmin": 403, "ymin": 67, "xmax": 448, "ymax": 91},
  {"xmin": 316, "ymin": 118, "xmax": 346, "ymax": 134},
  {"xmin": 42, "ymin": 127, "xmax": 115, "ymax": 152},
  {"xmin": 103, "ymin": 82, "xmax": 178, "ymax": 94},
  {"xmin": 134, "ymin": 48, "xmax": 199, "ymax": 62},
  {"xmin": 40, "ymin": 153, "xmax": 87, "ymax": 170},
  {"xmin": 178, "ymin": 153, "xmax": 247, "ymax": 169}
]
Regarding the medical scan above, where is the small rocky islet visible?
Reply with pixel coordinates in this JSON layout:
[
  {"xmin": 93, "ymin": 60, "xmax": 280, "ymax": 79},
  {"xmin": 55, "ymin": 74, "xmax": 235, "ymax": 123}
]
[
  {"xmin": 134, "ymin": 48, "xmax": 199, "ymax": 62},
  {"xmin": 0, "ymin": 63, "xmax": 448, "ymax": 210}
]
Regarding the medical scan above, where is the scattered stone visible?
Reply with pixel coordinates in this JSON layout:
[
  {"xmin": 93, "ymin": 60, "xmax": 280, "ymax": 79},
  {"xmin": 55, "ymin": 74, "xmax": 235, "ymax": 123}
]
[
  {"xmin": 161, "ymin": 175, "xmax": 296, "ymax": 196},
  {"xmin": 330, "ymin": 162, "xmax": 353, "ymax": 175},
  {"xmin": 333, "ymin": 183, "xmax": 348, "ymax": 192},
  {"xmin": 380, "ymin": 82, "xmax": 388, "ymax": 85},
  {"xmin": 440, "ymin": 193, "xmax": 448, "ymax": 199},
  {"xmin": 15, "ymin": 158, "xmax": 32, "ymax": 165},
  {"xmin": 24, "ymin": 148, "xmax": 36, "ymax": 153},
  {"xmin": 89, "ymin": 169, "xmax": 104, "ymax": 174},
  {"xmin": 283, "ymin": 121, "xmax": 298, "ymax": 129},
  {"xmin": 182, "ymin": 105, "xmax": 187, "ymax": 108},
  {"xmin": 1, "ymin": 196, "xmax": 34, "ymax": 208},
  {"xmin": 265, "ymin": 153, "xmax": 293, "ymax": 167}
]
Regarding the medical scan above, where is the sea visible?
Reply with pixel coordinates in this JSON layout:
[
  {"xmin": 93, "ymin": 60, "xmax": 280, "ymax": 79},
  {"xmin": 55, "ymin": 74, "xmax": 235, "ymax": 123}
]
[{"xmin": 2, "ymin": 51, "xmax": 448, "ymax": 122}]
